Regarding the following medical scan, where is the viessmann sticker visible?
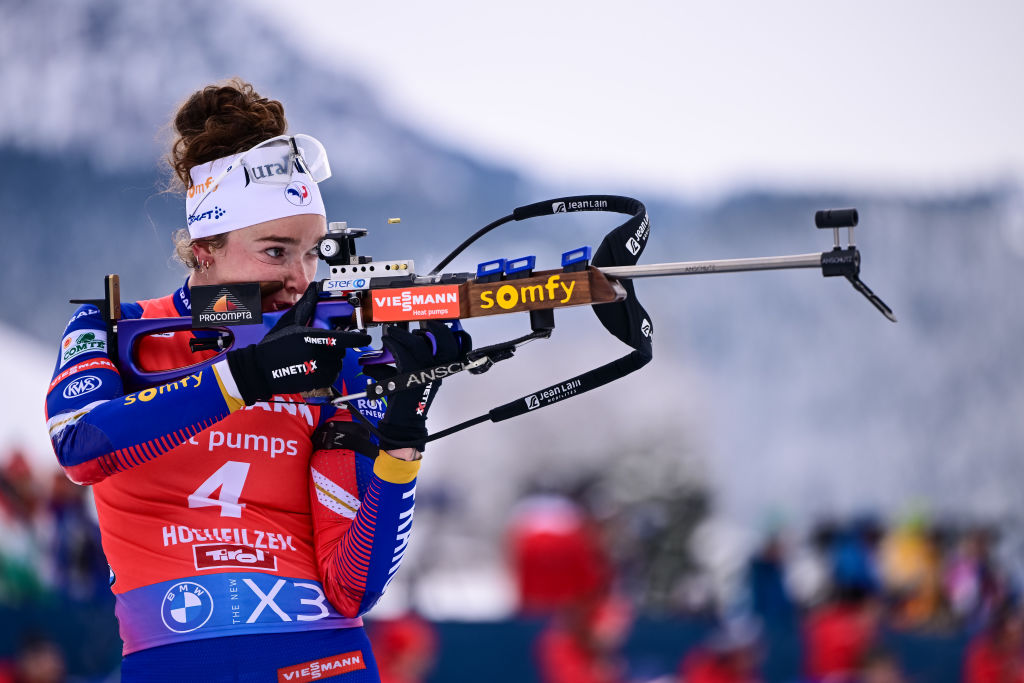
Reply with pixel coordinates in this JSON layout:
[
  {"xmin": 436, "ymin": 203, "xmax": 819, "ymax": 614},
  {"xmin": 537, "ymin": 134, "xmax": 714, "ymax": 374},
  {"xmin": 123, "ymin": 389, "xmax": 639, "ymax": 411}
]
[
  {"xmin": 49, "ymin": 358, "xmax": 118, "ymax": 392},
  {"xmin": 371, "ymin": 285, "xmax": 461, "ymax": 321}
]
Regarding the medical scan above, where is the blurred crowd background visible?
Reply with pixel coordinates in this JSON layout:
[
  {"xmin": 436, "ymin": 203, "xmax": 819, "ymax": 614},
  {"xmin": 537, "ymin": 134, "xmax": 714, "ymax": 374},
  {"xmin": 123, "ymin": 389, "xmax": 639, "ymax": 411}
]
[{"xmin": 3, "ymin": 446, "xmax": 1023, "ymax": 683}]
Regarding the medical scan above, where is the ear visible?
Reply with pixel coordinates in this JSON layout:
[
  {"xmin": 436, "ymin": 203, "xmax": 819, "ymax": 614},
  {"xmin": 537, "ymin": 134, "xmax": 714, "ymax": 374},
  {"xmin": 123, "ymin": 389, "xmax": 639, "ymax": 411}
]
[{"xmin": 192, "ymin": 241, "xmax": 216, "ymax": 267}]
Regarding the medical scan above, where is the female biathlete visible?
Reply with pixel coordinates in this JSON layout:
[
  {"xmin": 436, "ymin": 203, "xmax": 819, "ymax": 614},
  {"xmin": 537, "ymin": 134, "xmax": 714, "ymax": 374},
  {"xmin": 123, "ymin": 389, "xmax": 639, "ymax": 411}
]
[{"xmin": 43, "ymin": 79, "xmax": 462, "ymax": 682}]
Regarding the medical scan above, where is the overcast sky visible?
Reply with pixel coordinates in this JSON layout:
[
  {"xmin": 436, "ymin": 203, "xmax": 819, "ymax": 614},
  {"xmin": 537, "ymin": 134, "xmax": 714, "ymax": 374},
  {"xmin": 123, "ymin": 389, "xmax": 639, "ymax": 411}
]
[{"xmin": 252, "ymin": 0, "xmax": 1023, "ymax": 198}]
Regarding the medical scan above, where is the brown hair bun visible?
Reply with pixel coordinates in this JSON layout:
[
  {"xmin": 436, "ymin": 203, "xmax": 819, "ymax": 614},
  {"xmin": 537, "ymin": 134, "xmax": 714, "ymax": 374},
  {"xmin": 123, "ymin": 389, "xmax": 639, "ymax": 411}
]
[{"xmin": 168, "ymin": 78, "xmax": 287, "ymax": 189}]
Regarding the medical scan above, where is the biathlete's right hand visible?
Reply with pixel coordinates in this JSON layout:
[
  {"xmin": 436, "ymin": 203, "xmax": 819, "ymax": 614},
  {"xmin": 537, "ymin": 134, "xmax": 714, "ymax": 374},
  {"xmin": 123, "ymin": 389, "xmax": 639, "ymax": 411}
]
[{"xmin": 225, "ymin": 284, "xmax": 370, "ymax": 405}]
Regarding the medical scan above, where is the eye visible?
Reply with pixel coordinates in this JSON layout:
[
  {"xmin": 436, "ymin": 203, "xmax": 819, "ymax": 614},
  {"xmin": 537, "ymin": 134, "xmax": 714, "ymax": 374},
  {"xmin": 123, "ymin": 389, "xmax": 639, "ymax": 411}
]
[{"xmin": 264, "ymin": 247, "xmax": 285, "ymax": 259}]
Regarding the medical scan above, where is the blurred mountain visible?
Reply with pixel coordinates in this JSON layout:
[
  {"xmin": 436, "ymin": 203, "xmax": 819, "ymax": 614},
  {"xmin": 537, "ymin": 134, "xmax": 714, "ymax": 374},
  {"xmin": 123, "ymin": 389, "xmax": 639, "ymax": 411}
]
[
  {"xmin": 0, "ymin": 0, "xmax": 526, "ymax": 341},
  {"xmin": 2, "ymin": 0, "xmax": 1024, "ymax": 546}
]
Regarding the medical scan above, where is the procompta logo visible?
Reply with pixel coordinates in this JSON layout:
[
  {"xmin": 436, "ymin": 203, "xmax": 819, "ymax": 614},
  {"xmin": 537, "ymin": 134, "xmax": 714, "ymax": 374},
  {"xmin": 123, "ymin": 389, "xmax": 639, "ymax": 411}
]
[
  {"xmin": 191, "ymin": 284, "xmax": 262, "ymax": 327},
  {"xmin": 200, "ymin": 289, "xmax": 253, "ymax": 323}
]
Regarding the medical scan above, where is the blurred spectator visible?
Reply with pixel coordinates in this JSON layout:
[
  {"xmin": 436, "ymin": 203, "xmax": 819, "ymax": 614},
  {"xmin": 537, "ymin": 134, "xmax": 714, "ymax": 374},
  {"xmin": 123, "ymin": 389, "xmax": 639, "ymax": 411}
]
[
  {"xmin": 508, "ymin": 495, "xmax": 613, "ymax": 614},
  {"xmin": 367, "ymin": 614, "xmax": 438, "ymax": 683},
  {"xmin": 536, "ymin": 594, "xmax": 633, "ymax": 683},
  {"xmin": 878, "ymin": 516, "xmax": 945, "ymax": 628},
  {"xmin": 679, "ymin": 617, "xmax": 762, "ymax": 683},
  {"xmin": 856, "ymin": 650, "xmax": 906, "ymax": 683},
  {"xmin": 0, "ymin": 450, "xmax": 52, "ymax": 605},
  {"xmin": 0, "ymin": 634, "xmax": 67, "ymax": 683},
  {"xmin": 46, "ymin": 472, "xmax": 107, "ymax": 602},
  {"xmin": 746, "ymin": 532, "xmax": 796, "ymax": 629},
  {"xmin": 833, "ymin": 518, "xmax": 883, "ymax": 598},
  {"xmin": 803, "ymin": 586, "xmax": 884, "ymax": 682},
  {"xmin": 946, "ymin": 526, "xmax": 1004, "ymax": 631},
  {"xmin": 963, "ymin": 601, "xmax": 1024, "ymax": 683},
  {"xmin": 809, "ymin": 518, "xmax": 883, "ymax": 604}
]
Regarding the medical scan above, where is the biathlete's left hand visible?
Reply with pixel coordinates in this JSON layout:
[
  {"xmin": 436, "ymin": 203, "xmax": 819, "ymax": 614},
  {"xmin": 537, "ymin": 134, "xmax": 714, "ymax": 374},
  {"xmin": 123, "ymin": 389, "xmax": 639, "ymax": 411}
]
[{"xmin": 371, "ymin": 321, "xmax": 471, "ymax": 453}]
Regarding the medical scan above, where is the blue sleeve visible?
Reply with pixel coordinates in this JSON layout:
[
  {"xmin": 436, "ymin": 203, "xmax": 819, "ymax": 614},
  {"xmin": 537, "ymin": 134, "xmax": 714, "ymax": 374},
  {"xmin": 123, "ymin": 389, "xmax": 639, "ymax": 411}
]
[{"xmin": 45, "ymin": 305, "xmax": 245, "ymax": 485}]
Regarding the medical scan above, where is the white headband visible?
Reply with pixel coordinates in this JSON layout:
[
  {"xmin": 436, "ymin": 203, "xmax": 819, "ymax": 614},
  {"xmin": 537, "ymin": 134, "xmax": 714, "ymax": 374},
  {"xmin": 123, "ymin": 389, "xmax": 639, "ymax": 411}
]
[{"xmin": 185, "ymin": 141, "xmax": 326, "ymax": 239}]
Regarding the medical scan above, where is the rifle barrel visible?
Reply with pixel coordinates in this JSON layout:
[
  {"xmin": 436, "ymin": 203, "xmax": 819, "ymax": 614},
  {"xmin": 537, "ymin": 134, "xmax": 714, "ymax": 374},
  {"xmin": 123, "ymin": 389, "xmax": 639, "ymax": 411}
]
[{"xmin": 597, "ymin": 252, "xmax": 823, "ymax": 279}]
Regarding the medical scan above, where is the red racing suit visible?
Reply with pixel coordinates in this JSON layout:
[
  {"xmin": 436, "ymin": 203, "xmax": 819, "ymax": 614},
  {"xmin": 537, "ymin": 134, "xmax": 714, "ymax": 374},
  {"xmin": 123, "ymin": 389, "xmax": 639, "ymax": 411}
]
[{"xmin": 44, "ymin": 282, "xmax": 417, "ymax": 655}]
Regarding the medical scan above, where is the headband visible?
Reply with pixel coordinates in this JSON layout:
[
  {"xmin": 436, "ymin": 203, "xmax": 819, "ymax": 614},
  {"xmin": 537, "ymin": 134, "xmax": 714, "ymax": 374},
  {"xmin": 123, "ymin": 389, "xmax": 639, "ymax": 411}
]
[{"xmin": 185, "ymin": 139, "xmax": 326, "ymax": 239}]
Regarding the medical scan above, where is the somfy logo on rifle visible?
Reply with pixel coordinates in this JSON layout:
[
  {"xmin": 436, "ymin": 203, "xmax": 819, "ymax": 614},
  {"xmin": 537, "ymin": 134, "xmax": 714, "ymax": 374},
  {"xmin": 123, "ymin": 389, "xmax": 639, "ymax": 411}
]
[
  {"xmin": 477, "ymin": 274, "xmax": 578, "ymax": 311},
  {"xmin": 191, "ymin": 283, "xmax": 263, "ymax": 327}
]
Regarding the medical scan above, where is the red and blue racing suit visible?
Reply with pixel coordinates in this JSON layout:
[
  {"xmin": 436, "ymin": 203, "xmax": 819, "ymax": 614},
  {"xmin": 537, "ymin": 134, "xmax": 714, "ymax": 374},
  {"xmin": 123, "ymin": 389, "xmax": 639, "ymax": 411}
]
[{"xmin": 44, "ymin": 282, "xmax": 416, "ymax": 677}]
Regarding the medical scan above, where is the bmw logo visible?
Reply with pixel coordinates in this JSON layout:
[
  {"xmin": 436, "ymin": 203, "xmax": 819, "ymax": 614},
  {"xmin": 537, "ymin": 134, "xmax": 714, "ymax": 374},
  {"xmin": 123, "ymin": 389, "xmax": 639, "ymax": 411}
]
[
  {"xmin": 285, "ymin": 181, "xmax": 312, "ymax": 206},
  {"xmin": 161, "ymin": 581, "xmax": 214, "ymax": 633}
]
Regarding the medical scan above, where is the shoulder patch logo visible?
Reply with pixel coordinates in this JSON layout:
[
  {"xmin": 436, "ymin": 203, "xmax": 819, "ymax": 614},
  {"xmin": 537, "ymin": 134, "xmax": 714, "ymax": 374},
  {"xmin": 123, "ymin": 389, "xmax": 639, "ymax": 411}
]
[
  {"xmin": 59, "ymin": 329, "xmax": 108, "ymax": 368},
  {"xmin": 62, "ymin": 375, "xmax": 102, "ymax": 399}
]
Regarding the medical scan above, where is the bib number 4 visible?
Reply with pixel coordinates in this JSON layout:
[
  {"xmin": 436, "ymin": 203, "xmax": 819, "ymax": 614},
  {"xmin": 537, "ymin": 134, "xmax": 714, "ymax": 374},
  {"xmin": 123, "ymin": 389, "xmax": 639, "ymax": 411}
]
[{"xmin": 188, "ymin": 461, "xmax": 251, "ymax": 518}]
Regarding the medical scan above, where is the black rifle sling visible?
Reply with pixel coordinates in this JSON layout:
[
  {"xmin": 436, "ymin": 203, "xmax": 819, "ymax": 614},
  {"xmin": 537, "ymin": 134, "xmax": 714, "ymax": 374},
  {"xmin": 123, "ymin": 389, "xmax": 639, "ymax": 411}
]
[
  {"xmin": 352, "ymin": 196, "xmax": 654, "ymax": 448},
  {"xmin": 486, "ymin": 195, "xmax": 653, "ymax": 424}
]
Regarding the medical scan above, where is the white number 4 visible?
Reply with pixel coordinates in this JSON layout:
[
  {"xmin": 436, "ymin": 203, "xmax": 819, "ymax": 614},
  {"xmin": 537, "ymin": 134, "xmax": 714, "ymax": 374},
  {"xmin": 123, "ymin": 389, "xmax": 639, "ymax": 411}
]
[{"xmin": 188, "ymin": 461, "xmax": 251, "ymax": 518}]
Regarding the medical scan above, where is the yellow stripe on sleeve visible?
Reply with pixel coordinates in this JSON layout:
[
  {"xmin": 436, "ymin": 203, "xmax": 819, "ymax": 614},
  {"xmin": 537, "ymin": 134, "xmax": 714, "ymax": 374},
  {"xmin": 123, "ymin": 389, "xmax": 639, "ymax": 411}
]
[
  {"xmin": 373, "ymin": 452, "xmax": 421, "ymax": 484},
  {"xmin": 212, "ymin": 360, "xmax": 246, "ymax": 413}
]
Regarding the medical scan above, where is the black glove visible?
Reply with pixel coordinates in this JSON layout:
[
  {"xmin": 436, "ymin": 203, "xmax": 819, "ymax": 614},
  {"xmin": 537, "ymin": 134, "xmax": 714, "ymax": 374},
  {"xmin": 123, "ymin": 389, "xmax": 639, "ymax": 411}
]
[
  {"xmin": 372, "ymin": 321, "xmax": 470, "ymax": 452},
  {"xmin": 225, "ymin": 284, "xmax": 371, "ymax": 405}
]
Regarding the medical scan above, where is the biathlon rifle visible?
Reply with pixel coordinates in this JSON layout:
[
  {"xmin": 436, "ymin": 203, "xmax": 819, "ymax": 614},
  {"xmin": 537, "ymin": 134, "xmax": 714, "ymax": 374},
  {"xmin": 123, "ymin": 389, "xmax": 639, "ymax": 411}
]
[{"xmin": 73, "ymin": 195, "xmax": 894, "ymax": 446}]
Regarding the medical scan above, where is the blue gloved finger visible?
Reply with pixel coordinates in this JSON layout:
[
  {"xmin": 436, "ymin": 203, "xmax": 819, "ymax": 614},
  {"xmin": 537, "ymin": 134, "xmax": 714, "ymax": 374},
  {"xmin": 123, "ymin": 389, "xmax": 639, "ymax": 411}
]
[
  {"xmin": 418, "ymin": 321, "xmax": 459, "ymax": 364},
  {"xmin": 453, "ymin": 330, "xmax": 473, "ymax": 355},
  {"xmin": 381, "ymin": 324, "xmax": 434, "ymax": 368},
  {"xmin": 443, "ymin": 319, "xmax": 473, "ymax": 355}
]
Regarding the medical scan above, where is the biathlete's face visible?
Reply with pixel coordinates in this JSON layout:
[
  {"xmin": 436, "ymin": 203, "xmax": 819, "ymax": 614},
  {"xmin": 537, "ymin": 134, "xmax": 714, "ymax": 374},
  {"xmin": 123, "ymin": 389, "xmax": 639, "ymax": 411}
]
[{"xmin": 192, "ymin": 213, "xmax": 326, "ymax": 312}]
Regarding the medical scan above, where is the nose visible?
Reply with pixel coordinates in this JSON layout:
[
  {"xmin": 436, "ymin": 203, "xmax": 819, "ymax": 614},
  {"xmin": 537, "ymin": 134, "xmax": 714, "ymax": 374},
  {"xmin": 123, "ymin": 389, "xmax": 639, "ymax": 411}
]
[{"xmin": 283, "ymin": 259, "xmax": 313, "ymax": 299}]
